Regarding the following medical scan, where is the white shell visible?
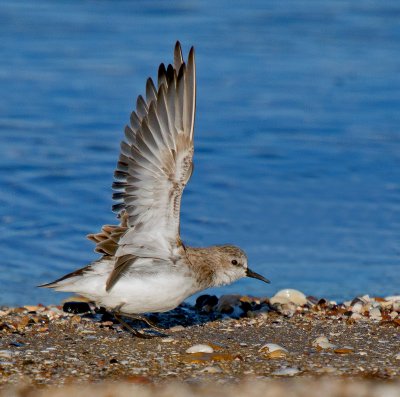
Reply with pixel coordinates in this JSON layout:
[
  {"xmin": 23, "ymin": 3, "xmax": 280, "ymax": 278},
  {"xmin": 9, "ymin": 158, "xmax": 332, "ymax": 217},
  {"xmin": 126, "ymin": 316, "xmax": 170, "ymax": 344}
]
[
  {"xmin": 201, "ymin": 366, "xmax": 222, "ymax": 373},
  {"xmin": 185, "ymin": 344, "xmax": 214, "ymax": 354},
  {"xmin": 272, "ymin": 367, "xmax": 301, "ymax": 376},
  {"xmin": 258, "ymin": 343, "xmax": 288, "ymax": 353},
  {"xmin": 385, "ymin": 295, "xmax": 400, "ymax": 302},
  {"xmin": 369, "ymin": 307, "xmax": 382, "ymax": 320},
  {"xmin": 312, "ymin": 336, "xmax": 337, "ymax": 350},
  {"xmin": 351, "ymin": 302, "xmax": 363, "ymax": 313},
  {"xmin": 270, "ymin": 289, "xmax": 307, "ymax": 306},
  {"xmin": 350, "ymin": 312, "xmax": 362, "ymax": 321}
]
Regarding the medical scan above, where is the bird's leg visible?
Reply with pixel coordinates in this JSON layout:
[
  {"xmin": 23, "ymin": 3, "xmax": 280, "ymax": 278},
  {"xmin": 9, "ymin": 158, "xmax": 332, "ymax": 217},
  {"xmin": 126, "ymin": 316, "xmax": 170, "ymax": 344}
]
[
  {"xmin": 113, "ymin": 313, "xmax": 155, "ymax": 339},
  {"xmin": 120, "ymin": 313, "xmax": 165, "ymax": 332}
]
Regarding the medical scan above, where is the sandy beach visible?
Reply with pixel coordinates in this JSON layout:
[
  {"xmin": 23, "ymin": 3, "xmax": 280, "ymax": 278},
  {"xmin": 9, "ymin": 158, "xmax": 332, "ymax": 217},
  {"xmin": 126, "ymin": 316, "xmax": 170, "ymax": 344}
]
[{"xmin": 0, "ymin": 293, "xmax": 399, "ymax": 396}]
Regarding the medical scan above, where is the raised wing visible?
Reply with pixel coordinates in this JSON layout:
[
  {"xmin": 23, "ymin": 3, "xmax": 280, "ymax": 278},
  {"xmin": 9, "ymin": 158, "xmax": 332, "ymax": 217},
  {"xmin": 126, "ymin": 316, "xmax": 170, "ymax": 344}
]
[{"xmin": 106, "ymin": 42, "xmax": 196, "ymax": 289}]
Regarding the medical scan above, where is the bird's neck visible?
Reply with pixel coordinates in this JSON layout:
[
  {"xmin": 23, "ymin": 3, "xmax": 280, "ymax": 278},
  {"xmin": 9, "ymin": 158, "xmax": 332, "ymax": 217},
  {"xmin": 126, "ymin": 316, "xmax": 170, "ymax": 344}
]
[{"xmin": 184, "ymin": 246, "xmax": 223, "ymax": 289}]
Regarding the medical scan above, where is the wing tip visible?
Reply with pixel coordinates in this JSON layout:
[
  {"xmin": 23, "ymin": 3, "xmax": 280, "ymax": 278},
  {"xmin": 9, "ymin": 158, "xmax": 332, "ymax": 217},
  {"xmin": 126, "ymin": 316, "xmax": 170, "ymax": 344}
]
[
  {"xmin": 37, "ymin": 281, "xmax": 55, "ymax": 289},
  {"xmin": 175, "ymin": 40, "xmax": 182, "ymax": 53}
]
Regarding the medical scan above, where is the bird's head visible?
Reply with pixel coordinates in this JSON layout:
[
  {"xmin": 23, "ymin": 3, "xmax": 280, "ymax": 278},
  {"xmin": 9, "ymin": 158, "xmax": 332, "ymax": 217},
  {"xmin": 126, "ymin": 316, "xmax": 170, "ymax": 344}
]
[{"xmin": 211, "ymin": 245, "xmax": 270, "ymax": 286}]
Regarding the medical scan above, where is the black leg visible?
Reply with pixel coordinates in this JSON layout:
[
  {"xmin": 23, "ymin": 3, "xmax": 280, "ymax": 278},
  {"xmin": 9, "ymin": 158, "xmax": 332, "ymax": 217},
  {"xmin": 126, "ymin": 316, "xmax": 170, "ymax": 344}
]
[
  {"xmin": 120, "ymin": 313, "xmax": 165, "ymax": 332},
  {"xmin": 114, "ymin": 313, "xmax": 156, "ymax": 339}
]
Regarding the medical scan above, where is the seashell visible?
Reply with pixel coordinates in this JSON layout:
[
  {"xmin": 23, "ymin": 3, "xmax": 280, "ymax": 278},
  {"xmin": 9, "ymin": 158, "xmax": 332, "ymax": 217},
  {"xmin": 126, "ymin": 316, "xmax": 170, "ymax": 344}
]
[
  {"xmin": 351, "ymin": 301, "xmax": 363, "ymax": 313},
  {"xmin": 361, "ymin": 294, "xmax": 371, "ymax": 302},
  {"xmin": 312, "ymin": 336, "xmax": 337, "ymax": 350},
  {"xmin": 384, "ymin": 295, "xmax": 400, "ymax": 302},
  {"xmin": 272, "ymin": 367, "xmax": 301, "ymax": 376},
  {"xmin": 369, "ymin": 307, "xmax": 382, "ymax": 320},
  {"xmin": 270, "ymin": 296, "xmax": 290, "ymax": 305},
  {"xmin": 270, "ymin": 302, "xmax": 297, "ymax": 317},
  {"xmin": 361, "ymin": 302, "xmax": 371, "ymax": 314},
  {"xmin": 334, "ymin": 347, "xmax": 354, "ymax": 354},
  {"xmin": 378, "ymin": 300, "xmax": 392, "ymax": 309},
  {"xmin": 371, "ymin": 301, "xmax": 381, "ymax": 309},
  {"xmin": 394, "ymin": 353, "xmax": 400, "ymax": 360},
  {"xmin": 350, "ymin": 312, "xmax": 362, "ymax": 321},
  {"xmin": 259, "ymin": 343, "xmax": 288, "ymax": 359},
  {"xmin": 23, "ymin": 305, "xmax": 42, "ymax": 312},
  {"xmin": 185, "ymin": 344, "xmax": 214, "ymax": 354},
  {"xmin": 270, "ymin": 289, "xmax": 307, "ymax": 306},
  {"xmin": 392, "ymin": 302, "xmax": 400, "ymax": 312}
]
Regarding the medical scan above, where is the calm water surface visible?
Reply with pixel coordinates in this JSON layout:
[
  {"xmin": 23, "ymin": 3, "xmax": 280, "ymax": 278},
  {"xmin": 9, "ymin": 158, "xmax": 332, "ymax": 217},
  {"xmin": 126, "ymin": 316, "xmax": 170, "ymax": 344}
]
[{"xmin": 0, "ymin": 0, "xmax": 399, "ymax": 306}]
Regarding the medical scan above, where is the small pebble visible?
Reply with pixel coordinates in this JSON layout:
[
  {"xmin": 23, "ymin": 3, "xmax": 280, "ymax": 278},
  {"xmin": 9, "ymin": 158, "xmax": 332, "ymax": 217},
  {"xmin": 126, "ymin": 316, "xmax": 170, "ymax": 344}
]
[
  {"xmin": 195, "ymin": 295, "xmax": 218, "ymax": 311},
  {"xmin": 161, "ymin": 338, "xmax": 175, "ymax": 343},
  {"xmin": 201, "ymin": 365, "xmax": 223, "ymax": 373},
  {"xmin": 170, "ymin": 325, "xmax": 185, "ymax": 332},
  {"xmin": 217, "ymin": 295, "xmax": 241, "ymax": 313},
  {"xmin": 0, "ymin": 350, "xmax": 12, "ymax": 359},
  {"xmin": 62, "ymin": 302, "xmax": 91, "ymax": 314},
  {"xmin": 0, "ymin": 361, "xmax": 15, "ymax": 366},
  {"xmin": 24, "ymin": 305, "xmax": 41, "ymax": 312}
]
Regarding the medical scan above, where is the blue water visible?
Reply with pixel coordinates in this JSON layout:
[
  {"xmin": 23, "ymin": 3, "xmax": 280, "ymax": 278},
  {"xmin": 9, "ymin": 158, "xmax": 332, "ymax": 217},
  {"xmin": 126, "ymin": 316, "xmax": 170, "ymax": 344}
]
[{"xmin": 0, "ymin": 0, "xmax": 399, "ymax": 307}]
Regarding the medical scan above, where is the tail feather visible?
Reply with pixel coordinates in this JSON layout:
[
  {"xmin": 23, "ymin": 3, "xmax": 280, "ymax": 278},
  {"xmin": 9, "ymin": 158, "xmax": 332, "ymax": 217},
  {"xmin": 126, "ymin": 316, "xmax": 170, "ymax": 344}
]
[{"xmin": 38, "ymin": 264, "xmax": 92, "ymax": 289}]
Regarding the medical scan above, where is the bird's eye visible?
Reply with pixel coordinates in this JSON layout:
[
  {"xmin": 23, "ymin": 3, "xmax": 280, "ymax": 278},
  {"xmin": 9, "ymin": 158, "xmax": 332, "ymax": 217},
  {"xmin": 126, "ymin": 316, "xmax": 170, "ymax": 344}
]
[{"xmin": 231, "ymin": 259, "xmax": 238, "ymax": 265}]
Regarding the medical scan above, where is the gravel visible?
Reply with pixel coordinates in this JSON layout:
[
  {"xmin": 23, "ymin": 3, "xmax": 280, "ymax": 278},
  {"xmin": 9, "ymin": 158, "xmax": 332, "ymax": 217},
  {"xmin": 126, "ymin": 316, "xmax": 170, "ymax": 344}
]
[{"xmin": 0, "ymin": 292, "xmax": 399, "ymax": 395}]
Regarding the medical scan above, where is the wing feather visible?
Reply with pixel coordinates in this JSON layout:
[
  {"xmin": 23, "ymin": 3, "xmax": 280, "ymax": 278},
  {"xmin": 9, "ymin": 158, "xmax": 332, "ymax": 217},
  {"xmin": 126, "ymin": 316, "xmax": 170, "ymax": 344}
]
[
  {"xmin": 130, "ymin": 111, "xmax": 141, "ymax": 131},
  {"xmin": 97, "ymin": 42, "xmax": 196, "ymax": 290},
  {"xmin": 174, "ymin": 41, "xmax": 184, "ymax": 71},
  {"xmin": 145, "ymin": 78, "xmax": 157, "ymax": 104},
  {"xmin": 136, "ymin": 95, "xmax": 148, "ymax": 120}
]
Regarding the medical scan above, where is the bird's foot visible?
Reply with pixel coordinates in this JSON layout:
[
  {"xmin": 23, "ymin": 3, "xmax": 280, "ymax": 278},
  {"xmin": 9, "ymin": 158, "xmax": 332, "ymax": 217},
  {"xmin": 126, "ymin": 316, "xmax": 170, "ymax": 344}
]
[
  {"xmin": 120, "ymin": 313, "xmax": 165, "ymax": 332},
  {"xmin": 113, "ymin": 313, "xmax": 158, "ymax": 338},
  {"xmin": 112, "ymin": 309, "xmax": 168, "ymax": 338}
]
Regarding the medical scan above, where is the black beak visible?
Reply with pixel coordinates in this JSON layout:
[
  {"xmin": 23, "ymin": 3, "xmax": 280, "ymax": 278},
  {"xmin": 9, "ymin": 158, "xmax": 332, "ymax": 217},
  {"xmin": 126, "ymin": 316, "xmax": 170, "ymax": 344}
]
[{"xmin": 246, "ymin": 268, "xmax": 270, "ymax": 284}]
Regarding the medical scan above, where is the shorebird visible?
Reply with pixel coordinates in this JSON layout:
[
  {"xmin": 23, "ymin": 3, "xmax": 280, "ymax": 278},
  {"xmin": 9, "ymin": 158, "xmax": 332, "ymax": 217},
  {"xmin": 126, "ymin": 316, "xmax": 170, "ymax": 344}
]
[{"xmin": 41, "ymin": 42, "xmax": 270, "ymax": 337}]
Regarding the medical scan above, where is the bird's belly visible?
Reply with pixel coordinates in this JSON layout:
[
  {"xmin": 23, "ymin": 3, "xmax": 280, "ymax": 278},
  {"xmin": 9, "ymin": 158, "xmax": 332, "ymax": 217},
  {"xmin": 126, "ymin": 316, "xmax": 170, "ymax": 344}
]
[{"xmin": 98, "ymin": 273, "xmax": 196, "ymax": 314}]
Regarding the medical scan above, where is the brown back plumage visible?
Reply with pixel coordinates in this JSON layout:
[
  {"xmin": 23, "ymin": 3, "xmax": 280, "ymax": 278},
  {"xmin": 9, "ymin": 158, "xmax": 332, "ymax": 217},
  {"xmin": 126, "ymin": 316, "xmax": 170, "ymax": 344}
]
[{"xmin": 86, "ymin": 212, "xmax": 129, "ymax": 257}]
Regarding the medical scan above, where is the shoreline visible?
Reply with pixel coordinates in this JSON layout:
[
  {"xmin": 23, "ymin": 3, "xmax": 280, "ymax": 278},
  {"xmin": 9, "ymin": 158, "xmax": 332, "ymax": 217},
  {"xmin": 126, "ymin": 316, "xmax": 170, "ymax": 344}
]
[{"xmin": 1, "ymin": 292, "xmax": 399, "ymax": 394}]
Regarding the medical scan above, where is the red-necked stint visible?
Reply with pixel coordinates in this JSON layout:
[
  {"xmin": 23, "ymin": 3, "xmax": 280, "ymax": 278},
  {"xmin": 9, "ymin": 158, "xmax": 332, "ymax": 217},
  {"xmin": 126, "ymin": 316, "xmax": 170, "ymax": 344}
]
[{"xmin": 41, "ymin": 42, "xmax": 270, "ymax": 337}]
